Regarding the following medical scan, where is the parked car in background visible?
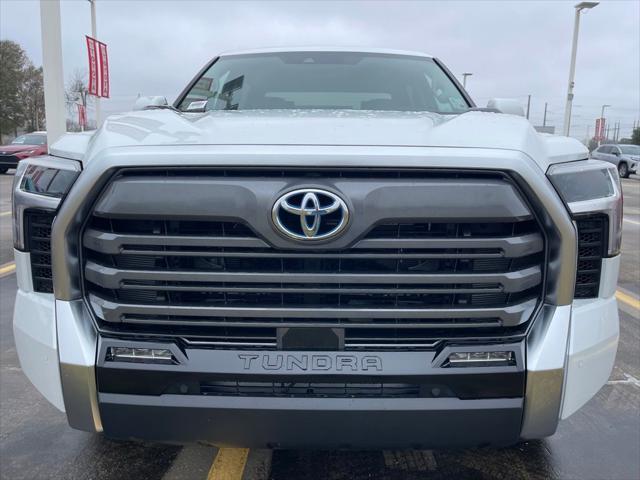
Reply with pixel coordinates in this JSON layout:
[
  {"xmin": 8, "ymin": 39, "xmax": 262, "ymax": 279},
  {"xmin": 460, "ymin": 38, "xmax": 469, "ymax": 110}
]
[
  {"xmin": 0, "ymin": 132, "xmax": 47, "ymax": 174},
  {"xmin": 591, "ymin": 143, "xmax": 639, "ymax": 178}
]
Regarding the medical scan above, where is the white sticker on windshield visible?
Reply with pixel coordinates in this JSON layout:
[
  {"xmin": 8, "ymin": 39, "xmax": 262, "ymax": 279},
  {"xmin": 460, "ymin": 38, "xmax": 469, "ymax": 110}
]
[{"xmin": 186, "ymin": 100, "xmax": 207, "ymax": 111}]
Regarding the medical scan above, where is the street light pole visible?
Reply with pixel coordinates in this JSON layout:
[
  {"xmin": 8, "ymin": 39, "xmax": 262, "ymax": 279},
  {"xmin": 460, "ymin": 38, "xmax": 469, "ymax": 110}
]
[
  {"xmin": 563, "ymin": 1, "xmax": 598, "ymax": 137},
  {"xmin": 89, "ymin": 0, "xmax": 101, "ymax": 127},
  {"xmin": 462, "ymin": 73, "xmax": 472, "ymax": 89}
]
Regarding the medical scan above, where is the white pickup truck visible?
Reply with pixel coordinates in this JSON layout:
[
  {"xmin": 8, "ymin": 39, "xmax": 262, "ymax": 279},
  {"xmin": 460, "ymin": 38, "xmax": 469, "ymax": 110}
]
[{"xmin": 12, "ymin": 48, "xmax": 620, "ymax": 448}]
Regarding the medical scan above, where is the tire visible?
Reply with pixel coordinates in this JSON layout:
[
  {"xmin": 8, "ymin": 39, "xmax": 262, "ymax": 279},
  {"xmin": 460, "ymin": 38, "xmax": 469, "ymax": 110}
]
[
  {"xmin": 0, "ymin": 167, "xmax": 8, "ymax": 174},
  {"xmin": 618, "ymin": 162, "xmax": 629, "ymax": 178}
]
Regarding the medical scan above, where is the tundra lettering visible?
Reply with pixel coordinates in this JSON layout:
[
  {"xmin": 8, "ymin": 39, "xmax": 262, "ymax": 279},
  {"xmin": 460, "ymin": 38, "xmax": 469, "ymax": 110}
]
[{"xmin": 239, "ymin": 354, "xmax": 383, "ymax": 371}]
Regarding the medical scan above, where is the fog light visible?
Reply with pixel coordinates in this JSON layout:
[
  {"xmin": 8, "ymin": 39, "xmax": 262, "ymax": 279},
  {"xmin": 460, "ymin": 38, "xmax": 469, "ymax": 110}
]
[
  {"xmin": 447, "ymin": 351, "xmax": 515, "ymax": 367},
  {"xmin": 106, "ymin": 347, "xmax": 177, "ymax": 364}
]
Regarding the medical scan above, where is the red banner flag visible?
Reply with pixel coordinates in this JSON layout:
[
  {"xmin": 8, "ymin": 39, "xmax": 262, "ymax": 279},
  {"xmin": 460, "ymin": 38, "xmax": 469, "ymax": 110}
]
[
  {"xmin": 86, "ymin": 36, "xmax": 98, "ymax": 96},
  {"xmin": 86, "ymin": 35, "xmax": 109, "ymax": 98},
  {"xmin": 98, "ymin": 41, "xmax": 109, "ymax": 98}
]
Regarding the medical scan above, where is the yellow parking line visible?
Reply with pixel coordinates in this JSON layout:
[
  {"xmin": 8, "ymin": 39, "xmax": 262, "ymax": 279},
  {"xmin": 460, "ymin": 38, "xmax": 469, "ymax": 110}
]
[
  {"xmin": 0, "ymin": 211, "xmax": 12, "ymax": 217},
  {"xmin": 207, "ymin": 448, "xmax": 250, "ymax": 480},
  {"xmin": 0, "ymin": 261, "xmax": 16, "ymax": 277},
  {"xmin": 616, "ymin": 290, "xmax": 640, "ymax": 310}
]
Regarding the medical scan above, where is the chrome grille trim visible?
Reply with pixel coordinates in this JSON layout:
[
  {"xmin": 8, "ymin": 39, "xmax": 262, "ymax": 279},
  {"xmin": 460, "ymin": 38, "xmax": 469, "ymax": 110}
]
[
  {"xmin": 85, "ymin": 261, "xmax": 542, "ymax": 292},
  {"xmin": 83, "ymin": 229, "xmax": 268, "ymax": 253},
  {"xmin": 83, "ymin": 228, "xmax": 543, "ymax": 258},
  {"xmin": 89, "ymin": 293, "xmax": 537, "ymax": 326},
  {"xmin": 353, "ymin": 233, "xmax": 543, "ymax": 256}
]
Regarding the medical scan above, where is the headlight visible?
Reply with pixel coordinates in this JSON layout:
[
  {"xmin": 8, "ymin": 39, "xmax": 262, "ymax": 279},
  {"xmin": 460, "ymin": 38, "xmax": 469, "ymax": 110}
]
[
  {"xmin": 12, "ymin": 156, "xmax": 81, "ymax": 250},
  {"xmin": 547, "ymin": 159, "xmax": 622, "ymax": 256}
]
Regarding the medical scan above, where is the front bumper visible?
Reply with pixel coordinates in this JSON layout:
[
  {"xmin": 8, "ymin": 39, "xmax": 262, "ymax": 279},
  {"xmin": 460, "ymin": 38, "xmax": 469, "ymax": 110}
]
[
  {"xmin": 95, "ymin": 338, "xmax": 526, "ymax": 448},
  {"xmin": 100, "ymin": 394, "xmax": 523, "ymax": 448}
]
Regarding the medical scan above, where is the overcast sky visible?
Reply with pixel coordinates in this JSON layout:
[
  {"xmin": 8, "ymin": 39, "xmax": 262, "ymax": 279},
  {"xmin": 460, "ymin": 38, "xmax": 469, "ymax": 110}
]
[{"xmin": 1, "ymin": 0, "xmax": 639, "ymax": 139}]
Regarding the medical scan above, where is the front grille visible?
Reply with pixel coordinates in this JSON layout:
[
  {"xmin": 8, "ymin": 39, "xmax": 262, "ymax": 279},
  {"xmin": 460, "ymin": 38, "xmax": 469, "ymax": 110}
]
[
  {"xmin": 574, "ymin": 216, "xmax": 607, "ymax": 298},
  {"xmin": 0, "ymin": 154, "xmax": 19, "ymax": 166},
  {"xmin": 25, "ymin": 210, "xmax": 55, "ymax": 293},
  {"xmin": 82, "ymin": 170, "xmax": 545, "ymax": 350}
]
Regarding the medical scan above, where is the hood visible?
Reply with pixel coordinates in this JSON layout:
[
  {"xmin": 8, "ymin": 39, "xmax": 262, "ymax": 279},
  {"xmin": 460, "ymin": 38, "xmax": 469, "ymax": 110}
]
[
  {"xmin": 0, "ymin": 144, "xmax": 41, "ymax": 154},
  {"xmin": 50, "ymin": 109, "xmax": 588, "ymax": 170}
]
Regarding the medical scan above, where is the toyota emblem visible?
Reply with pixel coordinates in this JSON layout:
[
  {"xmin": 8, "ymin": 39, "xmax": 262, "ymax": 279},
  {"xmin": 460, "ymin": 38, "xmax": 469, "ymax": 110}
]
[{"xmin": 272, "ymin": 188, "xmax": 349, "ymax": 240}]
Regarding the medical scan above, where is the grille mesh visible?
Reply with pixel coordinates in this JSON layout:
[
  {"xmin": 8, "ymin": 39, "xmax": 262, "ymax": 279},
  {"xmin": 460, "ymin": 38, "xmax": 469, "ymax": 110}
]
[
  {"xmin": 198, "ymin": 381, "xmax": 425, "ymax": 398},
  {"xmin": 25, "ymin": 210, "xmax": 55, "ymax": 293},
  {"xmin": 574, "ymin": 216, "xmax": 607, "ymax": 298}
]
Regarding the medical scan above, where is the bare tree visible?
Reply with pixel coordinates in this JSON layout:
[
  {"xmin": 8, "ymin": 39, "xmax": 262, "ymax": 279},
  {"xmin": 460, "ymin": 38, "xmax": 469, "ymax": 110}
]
[{"xmin": 65, "ymin": 69, "xmax": 93, "ymax": 131}]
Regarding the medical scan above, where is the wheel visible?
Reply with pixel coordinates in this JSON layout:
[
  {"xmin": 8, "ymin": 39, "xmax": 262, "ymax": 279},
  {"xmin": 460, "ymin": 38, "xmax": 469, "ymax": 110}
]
[
  {"xmin": 0, "ymin": 167, "xmax": 8, "ymax": 174},
  {"xmin": 618, "ymin": 162, "xmax": 629, "ymax": 178}
]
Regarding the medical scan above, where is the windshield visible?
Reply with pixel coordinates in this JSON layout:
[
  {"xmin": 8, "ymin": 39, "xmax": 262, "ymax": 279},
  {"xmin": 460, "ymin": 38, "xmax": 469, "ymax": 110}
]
[
  {"xmin": 178, "ymin": 52, "xmax": 470, "ymax": 114},
  {"xmin": 620, "ymin": 145, "xmax": 640, "ymax": 155},
  {"xmin": 12, "ymin": 134, "xmax": 46, "ymax": 146}
]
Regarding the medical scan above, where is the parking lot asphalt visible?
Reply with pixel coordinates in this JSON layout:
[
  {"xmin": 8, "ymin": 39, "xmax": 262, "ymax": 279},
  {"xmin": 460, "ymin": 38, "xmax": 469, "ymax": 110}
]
[{"xmin": 0, "ymin": 171, "xmax": 638, "ymax": 480}]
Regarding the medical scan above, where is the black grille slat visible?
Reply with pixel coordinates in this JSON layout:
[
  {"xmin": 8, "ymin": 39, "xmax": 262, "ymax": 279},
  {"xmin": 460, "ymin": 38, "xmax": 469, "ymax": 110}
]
[{"xmin": 82, "ymin": 171, "xmax": 545, "ymax": 350}]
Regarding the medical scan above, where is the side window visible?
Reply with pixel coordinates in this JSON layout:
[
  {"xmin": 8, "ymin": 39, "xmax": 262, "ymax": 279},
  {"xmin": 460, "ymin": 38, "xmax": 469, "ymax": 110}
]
[
  {"xmin": 599, "ymin": 146, "xmax": 611, "ymax": 154},
  {"xmin": 611, "ymin": 147, "xmax": 620, "ymax": 155}
]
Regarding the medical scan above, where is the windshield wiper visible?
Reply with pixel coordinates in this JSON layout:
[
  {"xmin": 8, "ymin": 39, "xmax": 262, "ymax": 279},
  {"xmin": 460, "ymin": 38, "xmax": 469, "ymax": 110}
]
[{"xmin": 145, "ymin": 104, "xmax": 182, "ymax": 113}]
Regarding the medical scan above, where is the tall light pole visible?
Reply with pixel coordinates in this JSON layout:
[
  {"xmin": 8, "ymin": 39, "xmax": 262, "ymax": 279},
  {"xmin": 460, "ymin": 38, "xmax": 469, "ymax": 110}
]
[
  {"xmin": 462, "ymin": 73, "xmax": 473, "ymax": 89},
  {"xmin": 89, "ymin": 0, "xmax": 101, "ymax": 127},
  {"xmin": 563, "ymin": 1, "xmax": 598, "ymax": 136}
]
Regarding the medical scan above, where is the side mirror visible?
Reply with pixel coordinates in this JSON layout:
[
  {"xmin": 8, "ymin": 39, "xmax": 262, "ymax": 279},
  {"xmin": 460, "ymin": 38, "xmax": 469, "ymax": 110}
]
[
  {"xmin": 486, "ymin": 98, "xmax": 525, "ymax": 117},
  {"xmin": 133, "ymin": 96, "xmax": 169, "ymax": 111},
  {"xmin": 613, "ymin": 150, "xmax": 620, "ymax": 156}
]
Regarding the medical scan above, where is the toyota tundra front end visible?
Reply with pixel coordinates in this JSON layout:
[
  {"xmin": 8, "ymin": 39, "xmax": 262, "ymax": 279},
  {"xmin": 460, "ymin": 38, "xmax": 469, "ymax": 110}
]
[{"xmin": 12, "ymin": 49, "xmax": 620, "ymax": 448}]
